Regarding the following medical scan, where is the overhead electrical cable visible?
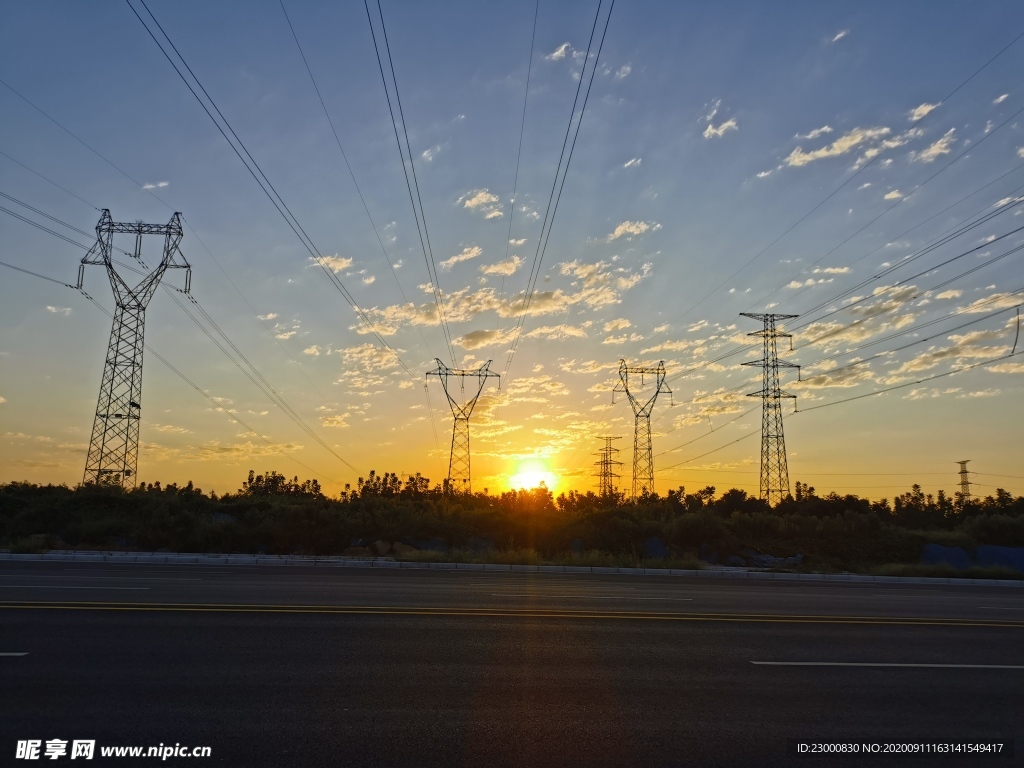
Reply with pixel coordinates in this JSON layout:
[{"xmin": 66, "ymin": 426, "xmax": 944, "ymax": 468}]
[
  {"xmin": 504, "ymin": 0, "xmax": 616, "ymax": 377},
  {"xmin": 128, "ymin": 0, "xmax": 417, "ymax": 380},
  {"xmin": 363, "ymin": 0, "xmax": 457, "ymax": 366},
  {"xmin": 653, "ymin": 28, "xmax": 1024, "ymax": 332}
]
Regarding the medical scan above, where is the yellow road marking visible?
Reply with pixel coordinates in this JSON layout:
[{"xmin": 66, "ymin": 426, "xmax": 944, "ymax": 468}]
[{"xmin": 0, "ymin": 601, "xmax": 1021, "ymax": 627}]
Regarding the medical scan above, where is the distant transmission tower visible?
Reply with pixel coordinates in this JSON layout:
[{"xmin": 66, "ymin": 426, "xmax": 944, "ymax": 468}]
[
  {"xmin": 956, "ymin": 460, "xmax": 972, "ymax": 506},
  {"xmin": 594, "ymin": 436, "xmax": 622, "ymax": 497},
  {"xmin": 741, "ymin": 313, "xmax": 800, "ymax": 506},
  {"xmin": 426, "ymin": 359, "xmax": 499, "ymax": 492},
  {"xmin": 613, "ymin": 360, "xmax": 671, "ymax": 498},
  {"xmin": 78, "ymin": 210, "xmax": 190, "ymax": 488}
]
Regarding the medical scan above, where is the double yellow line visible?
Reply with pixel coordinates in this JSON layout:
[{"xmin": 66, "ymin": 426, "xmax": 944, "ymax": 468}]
[{"xmin": 2, "ymin": 600, "xmax": 1022, "ymax": 627}]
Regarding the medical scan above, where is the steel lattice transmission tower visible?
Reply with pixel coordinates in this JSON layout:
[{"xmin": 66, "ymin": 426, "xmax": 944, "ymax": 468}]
[
  {"xmin": 741, "ymin": 313, "xmax": 800, "ymax": 507},
  {"xmin": 426, "ymin": 359, "xmax": 499, "ymax": 492},
  {"xmin": 956, "ymin": 460, "xmax": 972, "ymax": 506},
  {"xmin": 594, "ymin": 436, "xmax": 623, "ymax": 497},
  {"xmin": 613, "ymin": 360, "xmax": 672, "ymax": 498},
  {"xmin": 78, "ymin": 210, "xmax": 191, "ymax": 488}
]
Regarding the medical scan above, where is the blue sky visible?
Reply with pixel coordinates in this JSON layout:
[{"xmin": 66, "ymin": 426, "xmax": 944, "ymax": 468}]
[{"xmin": 2, "ymin": 1, "xmax": 1023, "ymax": 498}]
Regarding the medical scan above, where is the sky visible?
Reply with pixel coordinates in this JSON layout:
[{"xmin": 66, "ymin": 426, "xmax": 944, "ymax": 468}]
[{"xmin": 2, "ymin": 0, "xmax": 1024, "ymax": 500}]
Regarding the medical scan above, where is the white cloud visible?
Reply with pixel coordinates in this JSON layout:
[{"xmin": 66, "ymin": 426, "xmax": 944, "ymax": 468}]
[
  {"xmin": 320, "ymin": 255, "xmax": 354, "ymax": 273},
  {"xmin": 0, "ymin": 396, "xmax": 5, "ymax": 404},
  {"xmin": 546, "ymin": 42, "xmax": 572, "ymax": 61},
  {"xmin": 303, "ymin": 345, "xmax": 321, "ymax": 356},
  {"xmin": 796, "ymin": 125, "xmax": 833, "ymax": 140},
  {"xmin": 603, "ymin": 318, "xmax": 631, "ymax": 332},
  {"xmin": 142, "ymin": 181, "xmax": 169, "ymax": 190},
  {"xmin": 257, "ymin": 313, "xmax": 278, "ymax": 321},
  {"xmin": 623, "ymin": 157, "xmax": 642, "ymax": 168},
  {"xmin": 813, "ymin": 266, "xmax": 851, "ymax": 274},
  {"xmin": 441, "ymin": 245, "xmax": 483, "ymax": 271},
  {"xmin": 458, "ymin": 189, "xmax": 503, "ymax": 219},
  {"xmin": 421, "ymin": 145, "xmax": 442, "ymax": 162},
  {"xmin": 454, "ymin": 327, "xmax": 516, "ymax": 350},
  {"xmin": 830, "ymin": 29, "xmax": 849, "ymax": 43},
  {"xmin": 339, "ymin": 343, "xmax": 404, "ymax": 371},
  {"xmin": 321, "ymin": 413, "xmax": 351, "ymax": 428},
  {"xmin": 150, "ymin": 423, "xmax": 191, "ymax": 435},
  {"xmin": 884, "ymin": 189, "xmax": 903, "ymax": 200},
  {"xmin": 526, "ymin": 324, "xmax": 589, "ymax": 341},
  {"xmin": 480, "ymin": 255, "xmax": 523, "ymax": 276},
  {"xmin": 607, "ymin": 220, "xmax": 661, "ymax": 241},
  {"xmin": 910, "ymin": 128, "xmax": 956, "ymax": 163},
  {"xmin": 909, "ymin": 102, "xmax": 941, "ymax": 121},
  {"xmin": 45, "ymin": 306, "xmax": 71, "ymax": 316},
  {"xmin": 509, "ymin": 238, "xmax": 526, "ymax": 246},
  {"xmin": 785, "ymin": 126, "xmax": 890, "ymax": 167},
  {"xmin": 614, "ymin": 65, "xmax": 632, "ymax": 80},
  {"xmin": 858, "ymin": 183, "xmax": 872, "ymax": 190},
  {"xmin": 275, "ymin": 331, "xmax": 296, "ymax": 340},
  {"xmin": 703, "ymin": 117, "xmax": 738, "ymax": 139},
  {"xmin": 994, "ymin": 93, "xmax": 1009, "ymax": 104},
  {"xmin": 756, "ymin": 169, "xmax": 773, "ymax": 179},
  {"xmin": 362, "ymin": 275, "xmax": 376, "ymax": 285},
  {"xmin": 1017, "ymin": 147, "xmax": 1024, "ymax": 159},
  {"xmin": 702, "ymin": 99, "xmax": 721, "ymax": 123}
]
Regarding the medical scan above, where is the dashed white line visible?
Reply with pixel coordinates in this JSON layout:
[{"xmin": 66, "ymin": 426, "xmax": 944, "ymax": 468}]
[{"xmin": 751, "ymin": 662, "xmax": 1024, "ymax": 669}]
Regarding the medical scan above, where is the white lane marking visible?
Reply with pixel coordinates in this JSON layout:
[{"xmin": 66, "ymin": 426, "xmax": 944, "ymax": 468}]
[
  {"xmin": 62, "ymin": 567, "xmax": 233, "ymax": 573},
  {"xmin": 0, "ymin": 653, "xmax": 29, "ymax": 657},
  {"xmin": 0, "ymin": 585, "xmax": 150, "ymax": 590},
  {"xmin": 751, "ymin": 662, "xmax": 1024, "ymax": 669},
  {"xmin": 491, "ymin": 593, "xmax": 693, "ymax": 600},
  {"xmin": 13, "ymin": 574, "xmax": 201, "ymax": 581}
]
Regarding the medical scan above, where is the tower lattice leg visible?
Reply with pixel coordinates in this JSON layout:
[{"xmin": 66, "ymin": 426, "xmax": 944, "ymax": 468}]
[{"xmin": 83, "ymin": 305, "xmax": 146, "ymax": 487}]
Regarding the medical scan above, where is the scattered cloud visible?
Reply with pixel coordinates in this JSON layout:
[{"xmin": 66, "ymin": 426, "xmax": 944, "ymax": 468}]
[
  {"xmin": 421, "ymin": 145, "xmax": 442, "ymax": 162},
  {"xmin": 908, "ymin": 102, "xmax": 941, "ymax": 121},
  {"xmin": 526, "ymin": 324, "xmax": 589, "ymax": 341},
  {"xmin": 603, "ymin": 318, "xmax": 631, "ymax": 332},
  {"xmin": 320, "ymin": 255, "xmax": 354, "ymax": 273},
  {"xmin": 613, "ymin": 65, "xmax": 632, "ymax": 80},
  {"xmin": 257, "ymin": 313, "xmax": 278, "ymax": 321},
  {"xmin": 0, "ymin": 396, "xmax": 5, "ymax": 405},
  {"xmin": 796, "ymin": 125, "xmax": 834, "ymax": 140},
  {"xmin": 702, "ymin": 99, "xmax": 721, "ymax": 123},
  {"xmin": 441, "ymin": 245, "xmax": 483, "ymax": 271},
  {"xmin": 910, "ymin": 128, "xmax": 956, "ymax": 163},
  {"xmin": 935, "ymin": 290, "xmax": 962, "ymax": 300},
  {"xmin": 45, "ymin": 306, "xmax": 71, "ymax": 316},
  {"xmin": 830, "ymin": 29, "xmax": 849, "ymax": 43},
  {"xmin": 623, "ymin": 157, "xmax": 642, "ymax": 168},
  {"xmin": 150, "ymin": 423, "xmax": 191, "ymax": 435},
  {"xmin": 756, "ymin": 169, "xmax": 773, "ymax": 179},
  {"xmin": 275, "ymin": 331, "xmax": 296, "ymax": 340},
  {"xmin": 509, "ymin": 238, "xmax": 526, "ymax": 246},
  {"xmin": 303, "ymin": 345, "xmax": 321, "ymax": 356},
  {"xmin": 546, "ymin": 42, "xmax": 572, "ymax": 61},
  {"xmin": 362, "ymin": 275, "xmax": 376, "ymax": 285},
  {"xmin": 142, "ymin": 181, "xmax": 169, "ymax": 190},
  {"xmin": 703, "ymin": 117, "xmax": 738, "ymax": 139},
  {"xmin": 453, "ymin": 327, "xmax": 516, "ymax": 350},
  {"xmin": 813, "ymin": 266, "xmax": 851, "ymax": 274},
  {"xmin": 480, "ymin": 255, "xmax": 523, "ymax": 276},
  {"xmin": 321, "ymin": 413, "xmax": 351, "ymax": 428},
  {"xmin": 458, "ymin": 189, "xmax": 503, "ymax": 219},
  {"xmin": 884, "ymin": 189, "xmax": 903, "ymax": 200},
  {"xmin": 994, "ymin": 93, "xmax": 1010, "ymax": 105},
  {"xmin": 606, "ymin": 220, "xmax": 661, "ymax": 241},
  {"xmin": 339, "ymin": 343, "xmax": 404, "ymax": 371},
  {"xmin": 785, "ymin": 126, "xmax": 890, "ymax": 167}
]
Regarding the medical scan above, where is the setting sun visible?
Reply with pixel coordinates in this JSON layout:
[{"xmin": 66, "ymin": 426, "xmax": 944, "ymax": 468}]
[{"xmin": 508, "ymin": 460, "xmax": 557, "ymax": 491}]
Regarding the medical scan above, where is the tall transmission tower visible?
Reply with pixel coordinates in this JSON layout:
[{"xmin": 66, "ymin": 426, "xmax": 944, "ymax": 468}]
[
  {"xmin": 594, "ymin": 436, "xmax": 622, "ymax": 497},
  {"xmin": 956, "ymin": 460, "xmax": 972, "ymax": 506},
  {"xmin": 426, "ymin": 359, "xmax": 499, "ymax": 492},
  {"xmin": 78, "ymin": 210, "xmax": 190, "ymax": 488},
  {"xmin": 613, "ymin": 360, "xmax": 672, "ymax": 498},
  {"xmin": 741, "ymin": 313, "xmax": 800, "ymax": 507}
]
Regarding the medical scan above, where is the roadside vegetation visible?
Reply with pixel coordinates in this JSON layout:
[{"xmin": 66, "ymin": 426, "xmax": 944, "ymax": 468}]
[{"xmin": 1, "ymin": 471, "xmax": 1023, "ymax": 576}]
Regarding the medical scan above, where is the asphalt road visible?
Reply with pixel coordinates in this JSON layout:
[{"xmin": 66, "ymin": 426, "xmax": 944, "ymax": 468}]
[{"xmin": 1, "ymin": 561, "xmax": 1021, "ymax": 767}]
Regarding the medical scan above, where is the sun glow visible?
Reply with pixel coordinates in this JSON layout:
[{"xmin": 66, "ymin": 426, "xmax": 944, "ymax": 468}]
[{"xmin": 508, "ymin": 459, "xmax": 557, "ymax": 491}]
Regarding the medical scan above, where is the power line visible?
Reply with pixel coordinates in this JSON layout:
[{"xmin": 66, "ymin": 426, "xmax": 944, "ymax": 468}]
[
  {"xmin": 128, "ymin": 0, "xmax": 416, "ymax": 380},
  {"xmin": 654, "ymin": 28, "xmax": 1024, "ymax": 332},
  {"xmin": 363, "ymin": 0, "xmax": 457, "ymax": 365},
  {"xmin": 504, "ymin": 0, "xmax": 615, "ymax": 377}
]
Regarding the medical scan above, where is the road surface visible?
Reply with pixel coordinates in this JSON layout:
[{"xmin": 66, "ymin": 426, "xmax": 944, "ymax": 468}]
[{"xmin": 1, "ymin": 561, "xmax": 1021, "ymax": 766}]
